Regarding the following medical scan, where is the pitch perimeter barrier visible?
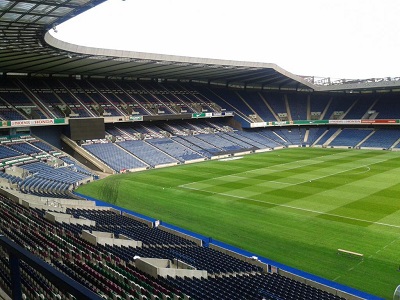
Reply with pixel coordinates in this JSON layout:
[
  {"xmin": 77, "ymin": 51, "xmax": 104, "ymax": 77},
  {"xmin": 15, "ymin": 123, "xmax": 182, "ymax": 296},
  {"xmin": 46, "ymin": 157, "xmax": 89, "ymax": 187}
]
[
  {"xmin": 76, "ymin": 193, "xmax": 383, "ymax": 300},
  {"xmin": 156, "ymin": 221, "xmax": 210, "ymax": 247},
  {"xmin": 158, "ymin": 225, "xmax": 204, "ymax": 246},
  {"xmin": 209, "ymin": 243, "xmax": 269, "ymax": 272}
]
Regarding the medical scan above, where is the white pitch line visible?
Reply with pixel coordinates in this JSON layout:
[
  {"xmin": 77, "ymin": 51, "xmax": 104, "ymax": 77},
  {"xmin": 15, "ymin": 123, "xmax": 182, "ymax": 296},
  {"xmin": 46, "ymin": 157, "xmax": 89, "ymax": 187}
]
[
  {"xmin": 179, "ymin": 151, "xmax": 347, "ymax": 188},
  {"xmin": 226, "ymin": 175, "xmax": 292, "ymax": 185},
  {"xmin": 336, "ymin": 253, "xmax": 366, "ymax": 282},
  {"xmin": 225, "ymin": 175, "xmax": 249, "ymax": 180},
  {"xmin": 180, "ymin": 186, "xmax": 400, "ymax": 229},
  {"xmin": 268, "ymin": 181, "xmax": 292, "ymax": 185},
  {"xmin": 352, "ymin": 166, "xmax": 371, "ymax": 175},
  {"xmin": 205, "ymin": 160, "xmax": 380, "ymax": 187},
  {"xmin": 271, "ymin": 163, "xmax": 377, "ymax": 186},
  {"xmin": 180, "ymin": 151, "xmax": 389, "ymax": 189},
  {"xmin": 374, "ymin": 236, "xmax": 400, "ymax": 254}
]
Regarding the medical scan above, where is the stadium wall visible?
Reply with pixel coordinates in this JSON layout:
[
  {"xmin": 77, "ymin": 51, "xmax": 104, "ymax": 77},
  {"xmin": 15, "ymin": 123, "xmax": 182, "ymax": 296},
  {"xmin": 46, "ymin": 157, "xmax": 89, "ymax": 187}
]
[{"xmin": 30, "ymin": 125, "xmax": 65, "ymax": 149}]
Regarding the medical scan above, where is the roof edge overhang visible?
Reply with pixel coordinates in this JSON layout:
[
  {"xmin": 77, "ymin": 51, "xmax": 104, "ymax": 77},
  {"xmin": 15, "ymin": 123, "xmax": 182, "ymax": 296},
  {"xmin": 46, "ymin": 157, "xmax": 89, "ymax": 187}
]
[
  {"xmin": 313, "ymin": 80, "xmax": 400, "ymax": 93},
  {"xmin": 44, "ymin": 32, "xmax": 316, "ymax": 91}
]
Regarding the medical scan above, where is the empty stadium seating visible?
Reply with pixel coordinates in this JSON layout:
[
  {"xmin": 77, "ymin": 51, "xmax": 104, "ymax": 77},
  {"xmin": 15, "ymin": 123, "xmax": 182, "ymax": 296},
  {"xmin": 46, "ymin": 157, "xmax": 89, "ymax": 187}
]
[
  {"xmin": 18, "ymin": 161, "xmax": 92, "ymax": 198},
  {"xmin": 118, "ymin": 140, "xmax": 178, "ymax": 167},
  {"xmin": 164, "ymin": 272, "xmax": 346, "ymax": 300},
  {"xmin": 0, "ymin": 134, "xmax": 95, "ymax": 198},
  {"xmin": 307, "ymin": 127, "xmax": 328, "ymax": 145},
  {"xmin": 147, "ymin": 138, "xmax": 204, "ymax": 162},
  {"xmin": 83, "ymin": 142, "xmax": 148, "ymax": 172},
  {"xmin": 75, "ymin": 118, "xmax": 400, "ymax": 174},
  {"xmin": 314, "ymin": 128, "xmax": 340, "ymax": 146},
  {"xmin": 2, "ymin": 76, "xmax": 400, "ymax": 300},
  {"xmin": 359, "ymin": 128, "xmax": 400, "ymax": 149},
  {"xmin": 328, "ymin": 128, "xmax": 373, "ymax": 147},
  {"xmin": 0, "ymin": 196, "xmax": 349, "ymax": 300},
  {"xmin": 2, "ymin": 76, "xmax": 400, "ymax": 133}
]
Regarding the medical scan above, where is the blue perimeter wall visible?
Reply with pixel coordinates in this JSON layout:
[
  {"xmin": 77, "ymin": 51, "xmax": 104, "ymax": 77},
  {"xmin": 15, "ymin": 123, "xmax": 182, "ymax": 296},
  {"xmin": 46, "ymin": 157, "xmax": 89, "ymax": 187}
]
[{"xmin": 76, "ymin": 192, "xmax": 384, "ymax": 300}]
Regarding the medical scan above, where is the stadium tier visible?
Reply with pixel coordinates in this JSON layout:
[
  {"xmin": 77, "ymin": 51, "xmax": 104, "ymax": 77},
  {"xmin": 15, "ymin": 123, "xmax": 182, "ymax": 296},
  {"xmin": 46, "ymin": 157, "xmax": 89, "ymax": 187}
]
[
  {"xmin": 0, "ymin": 195, "xmax": 350, "ymax": 300},
  {"xmin": 2, "ymin": 77, "xmax": 400, "ymax": 127}
]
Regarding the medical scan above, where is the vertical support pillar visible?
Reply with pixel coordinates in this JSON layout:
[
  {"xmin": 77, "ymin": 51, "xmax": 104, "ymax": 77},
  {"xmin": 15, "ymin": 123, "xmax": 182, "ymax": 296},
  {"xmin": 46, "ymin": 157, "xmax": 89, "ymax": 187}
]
[{"xmin": 9, "ymin": 252, "xmax": 22, "ymax": 300}]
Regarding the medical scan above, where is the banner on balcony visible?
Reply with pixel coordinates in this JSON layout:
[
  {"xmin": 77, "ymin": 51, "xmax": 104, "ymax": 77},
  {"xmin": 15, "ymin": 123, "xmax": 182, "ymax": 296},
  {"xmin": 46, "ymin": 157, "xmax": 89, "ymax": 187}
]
[{"xmin": 2, "ymin": 118, "xmax": 67, "ymax": 127}]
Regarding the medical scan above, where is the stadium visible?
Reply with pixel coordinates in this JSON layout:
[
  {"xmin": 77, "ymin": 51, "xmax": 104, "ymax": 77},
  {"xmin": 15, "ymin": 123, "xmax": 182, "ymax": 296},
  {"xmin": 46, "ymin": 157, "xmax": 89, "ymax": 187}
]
[{"xmin": 1, "ymin": 1, "xmax": 400, "ymax": 299}]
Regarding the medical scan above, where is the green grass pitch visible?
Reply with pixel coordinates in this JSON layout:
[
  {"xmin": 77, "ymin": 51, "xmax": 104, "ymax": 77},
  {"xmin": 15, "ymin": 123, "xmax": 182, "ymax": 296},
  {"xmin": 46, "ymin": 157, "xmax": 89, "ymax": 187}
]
[{"xmin": 76, "ymin": 148, "xmax": 400, "ymax": 299}]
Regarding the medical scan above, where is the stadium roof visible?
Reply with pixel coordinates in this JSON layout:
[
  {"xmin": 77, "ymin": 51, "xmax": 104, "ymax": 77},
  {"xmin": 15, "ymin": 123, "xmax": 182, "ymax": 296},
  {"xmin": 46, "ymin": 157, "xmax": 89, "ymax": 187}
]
[{"xmin": 1, "ymin": 0, "xmax": 400, "ymax": 93}]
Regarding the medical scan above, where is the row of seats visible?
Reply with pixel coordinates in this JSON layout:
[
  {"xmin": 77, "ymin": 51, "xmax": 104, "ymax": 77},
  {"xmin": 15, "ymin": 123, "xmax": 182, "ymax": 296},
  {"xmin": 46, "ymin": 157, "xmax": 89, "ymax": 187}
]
[
  {"xmin": 20, "ymin": 161, "xmax": 88, "ymax": 184},
  {"xmin": 61, "ymin": 224, "xmax": 197, "ymax": 248},
  {"xmin": 315, "ymin": 127, "xmax": 400, "ymax": 148},
  {"xmin": 83, "ymin": 142, "xmax": 148, "ymax": 172},
  {"xmin": 60, "ymin": 156, "xmax": 97, "ymax": 178},
  {"xmin": 329, "ymin": 129, "xmax": 373, "ymax": 147},
  {"xmin": 0, "ymin": 171, "xmax": 22, "ymax": 184},
  {"xmin": 118, "ymin": 140, "xmax": 178, "ymax": 167},
  {"xmin": 147, "ymin": 138, "xmax": 203, "ymax": 162},
  {"xmin": 19, "ymin": 175, "xmax": 73, "ymax": 198},
  {"xmin": 66, "ymin": 208, "xmax": 148, "ymax": 227},
  {"xmin": 4, "ymin": 77, "xmax": 400, "ymax": 127},
  {"xmin": 0, "ymin": 197, "xmax": 192, "ymax": 299},
  {"xmin": 0, "ymin": 77, "xmax": 219, "ymax": 120},
  {"xmin": 0, "ymin": 196, "xmax": 349, "ymax": 300},
  {"xmin": 0, "ymin": 144, "xmax": 22, "ymax": 159},
  {"xmin": 0, "ymin": 135, "xmax": 96, "ymax": 197},
  {"xmin": 16, "ymin": 161, "xmax": 92, "ymax": 198},
  {"xmin": 164, "ymin": 272, "xmax": 346, "ymax": 300},
  {"xmin": 81, "ymin": 120, "xmax": 400, "ymax": 173},
  {"xmin": 27, "ymin": 210, "xmax": 280, "ymax": 284}
]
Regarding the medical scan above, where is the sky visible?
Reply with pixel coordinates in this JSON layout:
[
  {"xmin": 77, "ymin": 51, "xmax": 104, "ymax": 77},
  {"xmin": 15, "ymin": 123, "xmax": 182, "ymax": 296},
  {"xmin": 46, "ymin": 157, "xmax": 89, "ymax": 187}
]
[{"xmin": 55, "ymin": 0, "xmax": 400, "ymax": 80}]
